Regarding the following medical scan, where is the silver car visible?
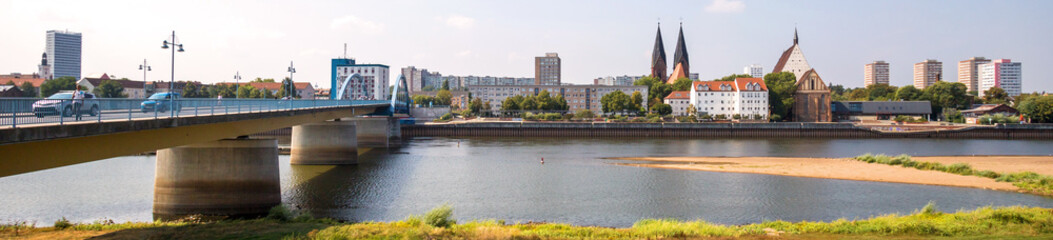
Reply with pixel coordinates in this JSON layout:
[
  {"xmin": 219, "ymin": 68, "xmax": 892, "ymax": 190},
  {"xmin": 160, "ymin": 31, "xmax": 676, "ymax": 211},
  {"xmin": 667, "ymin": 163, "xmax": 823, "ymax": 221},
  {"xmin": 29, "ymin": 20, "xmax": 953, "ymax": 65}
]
[{"xmin": 32, "ymin": 91, "xmax": 100, "ymax": 118}]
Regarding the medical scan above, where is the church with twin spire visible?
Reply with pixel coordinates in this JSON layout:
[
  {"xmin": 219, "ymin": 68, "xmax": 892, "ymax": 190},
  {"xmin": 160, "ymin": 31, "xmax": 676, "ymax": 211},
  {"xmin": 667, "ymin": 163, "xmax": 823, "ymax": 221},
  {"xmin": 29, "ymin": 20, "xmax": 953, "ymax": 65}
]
[{"xmin": 650, "ymin": 22, "xmax": 691, "ymax": 84}]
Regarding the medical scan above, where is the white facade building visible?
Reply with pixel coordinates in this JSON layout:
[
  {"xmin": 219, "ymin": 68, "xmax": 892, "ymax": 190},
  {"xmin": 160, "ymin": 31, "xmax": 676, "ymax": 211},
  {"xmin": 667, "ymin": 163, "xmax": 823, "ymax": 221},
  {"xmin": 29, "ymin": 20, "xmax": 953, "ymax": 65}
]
[
  {"xmin": 689, "ymin": 78, "xmax": 769, "ymax": 119},
  {"xmin": 978, "ymin": 59, "xmax": 1022, "ymax": 97},
  {"xmin": 334, "ymin": 65, "xmax": 389, "ymax": 100},
  {"xmin": 664, "ymin": 91, "xmax": 691, "ymax": 116},
  {"xmin": 744, "ymin": 64, "xmax": 764, "ymax": 78},
  {"xmin": 593, "ymin": 75, "xmax": 641, "ymax": 86}
]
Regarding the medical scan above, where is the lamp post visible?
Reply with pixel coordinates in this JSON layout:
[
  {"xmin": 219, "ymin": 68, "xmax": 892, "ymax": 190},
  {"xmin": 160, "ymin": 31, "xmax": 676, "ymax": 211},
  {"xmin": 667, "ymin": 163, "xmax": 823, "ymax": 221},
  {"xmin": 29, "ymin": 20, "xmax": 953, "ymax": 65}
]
[
  {"xmin": 234, "ymin": 71, "xmax": 242, "ymax": 99},
  {"xmin": 287, "ymin": 61, "xmax": 296, "ymax": 99},
  {"xmin": 138, "ymin": 59, "xmax": 151, "ymax": 98},
  {"xmin": 161, "ymin": 31, "xmax": 185, "ymax": 117}
]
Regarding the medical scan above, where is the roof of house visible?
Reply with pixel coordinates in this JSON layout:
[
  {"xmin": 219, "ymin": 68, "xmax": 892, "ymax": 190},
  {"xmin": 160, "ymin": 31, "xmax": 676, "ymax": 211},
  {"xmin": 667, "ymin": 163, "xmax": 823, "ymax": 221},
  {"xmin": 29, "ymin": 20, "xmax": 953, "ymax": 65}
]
[
  {"xmin": 771, "ymin": 44, "xmax": 796, "ymax": 73},
  {"xmin": 832, "ymin": 101, "xmax": 933, "ymax": 115},
  {"xmin": 692, "ymin": 81, "xmax": 737, "ymax": 92},
  {"xmin": 734, "ymin": 78, "xmax": 768, "ymax": 91},
  {"xmin": 961, "ymin": 104, "xmax": 1018, "ymax": 114},
  {"xmin": 0, "ymin": 77, "xmax": 46, "ymax": 87},
  {"xmin": 83, "ymin": 78, "xmax": 147, "ymax": 89},
  {"xmin": 666, "ymin": 62, "xmax": 688, "ymax": 84},
  {"xmin": 0, "ymin": 85, "xmax": 17, "ymax": 91},
  {"xmin": 665, "ymin": 91, "xmax": 690, "ymax": 99},
  {"xmin": 215, "ymin": 82, "xmax": 313, "ymax": 91}
]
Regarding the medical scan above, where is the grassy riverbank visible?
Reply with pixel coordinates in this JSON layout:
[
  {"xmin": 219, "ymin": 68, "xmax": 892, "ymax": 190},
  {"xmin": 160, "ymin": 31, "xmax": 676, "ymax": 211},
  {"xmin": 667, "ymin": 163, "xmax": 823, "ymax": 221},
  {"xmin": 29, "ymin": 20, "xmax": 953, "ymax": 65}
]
[
  {"xmin": 853, "ymin": 154, "xmax": 1053, "ymax": 196},
  {"xmin": 4, "ymin": 204, "xmax": 1052, "ymax": 239}
]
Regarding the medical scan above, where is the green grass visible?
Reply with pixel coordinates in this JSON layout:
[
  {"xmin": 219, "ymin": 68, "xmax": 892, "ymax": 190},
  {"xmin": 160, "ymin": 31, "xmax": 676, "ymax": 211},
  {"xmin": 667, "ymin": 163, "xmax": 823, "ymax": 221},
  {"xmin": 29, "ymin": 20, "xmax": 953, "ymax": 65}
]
[
  {"xmin": 8, "ymin": 204, "xmax": 1052, "ymax": 239},
  {"xmin": 852, "ymin": 154, "xmax": 1053, "ymax": 196}
]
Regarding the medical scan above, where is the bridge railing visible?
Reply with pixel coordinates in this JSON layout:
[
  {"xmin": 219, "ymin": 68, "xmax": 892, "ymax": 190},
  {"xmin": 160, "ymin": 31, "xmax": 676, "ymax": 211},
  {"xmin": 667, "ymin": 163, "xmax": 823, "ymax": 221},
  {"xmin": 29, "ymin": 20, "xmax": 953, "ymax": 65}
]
[{"xmin": 0, "ymin": 98, "xmax": 388, "ymax": 128}]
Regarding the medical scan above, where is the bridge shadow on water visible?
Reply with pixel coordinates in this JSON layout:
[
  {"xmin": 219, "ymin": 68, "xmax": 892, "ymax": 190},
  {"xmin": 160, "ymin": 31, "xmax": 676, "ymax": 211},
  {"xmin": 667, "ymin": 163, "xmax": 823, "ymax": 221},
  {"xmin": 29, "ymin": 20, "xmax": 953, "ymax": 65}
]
[{"xmin": 281, "ymin": 144, "xmax": 419, "ymax": 223}]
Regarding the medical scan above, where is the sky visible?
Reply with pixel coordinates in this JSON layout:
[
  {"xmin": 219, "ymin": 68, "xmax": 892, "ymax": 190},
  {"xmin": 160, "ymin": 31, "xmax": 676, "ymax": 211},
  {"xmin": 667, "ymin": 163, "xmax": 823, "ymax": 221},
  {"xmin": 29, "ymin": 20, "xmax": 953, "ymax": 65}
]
[{"xmin": 1, "ymin": 0, "xmax": 1051, "ymax": 92}]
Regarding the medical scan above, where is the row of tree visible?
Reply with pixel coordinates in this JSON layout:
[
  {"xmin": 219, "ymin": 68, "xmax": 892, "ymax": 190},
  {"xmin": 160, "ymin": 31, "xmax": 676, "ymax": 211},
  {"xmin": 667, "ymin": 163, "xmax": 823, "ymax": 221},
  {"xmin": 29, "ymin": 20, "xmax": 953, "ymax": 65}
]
[
  {"xmin": 598, "ymin": 90, "xmax": 645, "ymax": 114},
  {"xmin": 500, "ymin": 90, "xmax": 568, "ymax": 111}
]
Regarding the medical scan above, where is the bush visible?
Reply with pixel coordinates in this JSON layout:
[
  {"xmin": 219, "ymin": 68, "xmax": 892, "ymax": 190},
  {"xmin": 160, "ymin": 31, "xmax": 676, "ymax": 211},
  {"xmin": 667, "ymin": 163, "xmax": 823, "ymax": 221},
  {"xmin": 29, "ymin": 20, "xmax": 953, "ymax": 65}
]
[
  {"xmin": 54, "ymin": 217, "xmax": 72, "ymax": 229},
  {"xmin": 945, "ymin": 163, "xmax": 974, "ymax": 175},
  {"xmin": 918, "ymin": 201, "xmax": 941, "ymax": 215},
  {"xmin": 976, "ymin": 170, "xmax": 1001, "ymax": 179},
  {"xmin": 699, "ymin": 114, "xmax": 712, "ymax": 120},
  {"xmin": 715, "ymin": 114, "xmax": 727, "ymax": 120},
  {"xmin": 438, "ymin": 113, "xmax": 452, "ymax": 121},
  {"xmin": 423, "ymin": 204, "xmax": 455, "ymax": 228},
  {"xmin": 732, "ymin": 114, "xmax": 741, "ymax": 120},
  {"xmin": 267, "ymin": 205, "xmax": 293, "ymax": 221},
  {"xmin": 523, "ymin": 112, "xmax": 538, "ymax": 121},
  {"xmin": 574, "ymin": 109, "xmax": 595, "ymax": 119}
]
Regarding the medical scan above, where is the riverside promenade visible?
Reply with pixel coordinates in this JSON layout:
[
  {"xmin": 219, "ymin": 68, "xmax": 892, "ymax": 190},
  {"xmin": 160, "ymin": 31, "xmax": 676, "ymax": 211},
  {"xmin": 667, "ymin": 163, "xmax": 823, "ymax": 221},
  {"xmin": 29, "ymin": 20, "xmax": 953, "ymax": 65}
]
[{"xmin": 402, "ymin": 122, "xmax": 1053, "ymax": 139}]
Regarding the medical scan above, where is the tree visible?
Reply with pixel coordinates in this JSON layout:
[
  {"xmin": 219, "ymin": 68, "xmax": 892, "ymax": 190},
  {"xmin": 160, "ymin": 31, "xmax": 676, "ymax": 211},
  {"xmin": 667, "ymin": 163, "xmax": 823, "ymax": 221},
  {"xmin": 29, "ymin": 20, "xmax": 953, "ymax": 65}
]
[
  {"xmin": 20, "ymin": 82, "xmax": 38, "ymax": 97},
  {"xmin": 600, "ymin": 90, "xmax": 631, "ymax": 114},
  {"xmin": 436, "ymin": 89, "xmax": 452, "ymax": 105},
  {"xmin": 181, "ymin": 82, "xmax": 206, "ymax": 98},
  {"xmin": 712, "ymin": 74, "xmax": 753, "ymax": 82},
  {"xmin": 469, "ymin": 98, "xmax": 484, "ymax": 114},
  {"xmin": 634, "ymin": 76, "xmax": 672, "ymax": 108},
  {"xmin": 763, "ymin": 72, "xmax": 796, "ymax": 121},
  {"xmin": 238, "ymin": 85, "xmax": 258, "ymax": 98},
  {"xmin": 1018, "ymin": 95, "xmax": 1053, "ymax": 123},
  {"xmin": 537, "ymin": 90, "xmax": 552, "ymax": 110},
  {"xmin": 686, "ymin": 103, "xmax": 697, "ymax": 117},
  {"xmin": 895, "ymin": 85, "xmax": 924, "ymax": 101},
  {"xmin": 866, "ymin": 84, "xmax": 897, "ymax": 101},
  {"xmin": 94, "ymin": 80, "xmax": 128, "ymax": 98},
  {"xmin": 847, "ymin": 88, "xmax": 868, "ymax": 101},
  {"xmin": 278, "ymin": 77, "xmax": 298, "ymax": 99},
  {"xmin": 671, "ymin": 77, "xmax": 693, "ymax": 91},
  {"xmin": 441, "ymin": 80, "xmax": 450, "ymax": 91},
  {"xmin": 251, "ymin": 78, "xmax": 275, "ymax": 83},
  {"xmin": 40, "ymin": 76, "xmax": 78, "ymax": 97},
  {"xmin": 261, "ymin": 88, "xmax": 275, "ymax": 99},
  {"xmin": 923, "ymin": 81, "xmax": 971, "ymax": 119},
  {"xmin": 652, "ymin": 103, "xmax": 672, "ymax": 115},
  {"xmin": 520, "ymin": 96, "xmax": 537, "ymax": 110},
  {"xmin": 631, "ymin": 91, "xmax": 644, "ymax": 111},
  {"xmin": 501, "ymin": 95, "xmax": 522, "ymax": 111},
  {"xmin": 982, "ymin": 87, "xmax": 1009, "ymax": 105}
]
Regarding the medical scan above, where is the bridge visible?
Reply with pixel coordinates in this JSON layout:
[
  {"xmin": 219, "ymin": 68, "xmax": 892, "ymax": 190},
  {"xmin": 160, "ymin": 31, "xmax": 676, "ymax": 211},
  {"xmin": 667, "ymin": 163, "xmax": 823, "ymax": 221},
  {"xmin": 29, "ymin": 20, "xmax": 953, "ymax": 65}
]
[{"xmin": 0, "ymin": 74, "xmax": 413, "ymax": 219}]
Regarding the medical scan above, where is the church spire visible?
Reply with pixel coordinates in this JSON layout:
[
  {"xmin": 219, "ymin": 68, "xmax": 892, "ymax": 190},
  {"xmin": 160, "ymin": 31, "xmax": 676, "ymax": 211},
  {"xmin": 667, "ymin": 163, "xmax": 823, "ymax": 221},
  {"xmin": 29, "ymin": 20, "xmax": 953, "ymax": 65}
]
[
  {"xmin": 650, "ymin": 22, "xmax": 667, "ymax": 79},
  {"xmin": 794, "ymin": 27, "xmax": 798, "ymax": 45},
  {"xmin": 672, "ymin": 22, "xmax": 690, "ymax": 77}
]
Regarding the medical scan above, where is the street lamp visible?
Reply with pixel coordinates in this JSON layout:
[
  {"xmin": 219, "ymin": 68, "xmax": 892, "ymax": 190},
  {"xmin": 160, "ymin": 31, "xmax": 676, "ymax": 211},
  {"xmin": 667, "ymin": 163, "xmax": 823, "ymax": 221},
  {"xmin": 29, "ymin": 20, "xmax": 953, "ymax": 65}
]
[
  {"xmin": 138, "ymin": 59, "xmax": 151, "ymax": 98},
  {"xmin": 234, "ymin": 71, "xmax": 242, "ymax": 99},
  {"xmin": 287, "ymin": 61, "xmax": 296, "ymax": 99},
  {"xmin": 161, "ymin": 31, "xmax": 184, "ymax": 117}
]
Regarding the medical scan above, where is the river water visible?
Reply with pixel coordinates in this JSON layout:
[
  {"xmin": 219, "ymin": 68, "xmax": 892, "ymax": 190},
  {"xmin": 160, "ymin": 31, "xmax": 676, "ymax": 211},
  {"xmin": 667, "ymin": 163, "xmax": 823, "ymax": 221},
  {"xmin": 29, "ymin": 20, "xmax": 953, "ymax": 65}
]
[{"xmin": 1, "ymin": 137, "xmax": 1051, "ymax": 227}]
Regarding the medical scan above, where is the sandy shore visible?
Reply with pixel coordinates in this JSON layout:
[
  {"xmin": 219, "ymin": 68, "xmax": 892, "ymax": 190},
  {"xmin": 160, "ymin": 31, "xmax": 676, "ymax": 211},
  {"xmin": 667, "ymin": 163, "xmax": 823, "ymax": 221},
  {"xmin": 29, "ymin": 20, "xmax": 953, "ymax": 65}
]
[{"xmin": 609, "ymin": 156, "xmax": 1053, "ymax": 192}]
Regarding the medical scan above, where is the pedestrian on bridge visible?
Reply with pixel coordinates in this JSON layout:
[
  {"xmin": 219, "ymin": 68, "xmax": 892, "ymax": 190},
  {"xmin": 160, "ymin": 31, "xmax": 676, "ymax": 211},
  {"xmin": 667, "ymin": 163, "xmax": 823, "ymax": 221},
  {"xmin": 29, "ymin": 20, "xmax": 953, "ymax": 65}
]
[{"xmin": 72, "ymin": 85, "xmax": 84, "ymax": 121}]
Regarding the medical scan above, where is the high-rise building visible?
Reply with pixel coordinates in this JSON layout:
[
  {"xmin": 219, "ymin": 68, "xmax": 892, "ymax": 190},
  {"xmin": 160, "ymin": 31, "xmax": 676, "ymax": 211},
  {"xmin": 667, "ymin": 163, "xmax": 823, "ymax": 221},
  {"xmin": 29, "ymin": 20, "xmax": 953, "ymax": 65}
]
[
  {"xmin": 744, "ymin": 64, "xmax": 764, "ymax": 78},
  {"xmin": 958, "ymin": 57, "xmax": 991, "ymax": 93},
  {"xmin": 331, "ymin": 58, "xmax": 389, "ymax": 100},
  {"xmin": 650, "ymin": 24, "xmax": 667, "ymax": 80},
  {"xmin": 863, "ymin": 61, "xmax": 889, "ymax": 87},
  {"xmin": 913, "ymin": 59, "xmax": 942, "ymax": 89},
  {"xmin": 534, "ymin": 52, "xmax": 561, "ymax": 85},
  {"xmin": 46, "ymin": 30, "xmax": 82, "ymax": 80},
  {"xmin": 772, "ymin": 28, "xmax": 812, "ymax": 81},
  {"xmin": 401, "ymin": 66, "xmax": 444, "ymax": 92},
  {"xmin": 978, "ymin": 59, "xmax": 1022, "ymax": 97}
]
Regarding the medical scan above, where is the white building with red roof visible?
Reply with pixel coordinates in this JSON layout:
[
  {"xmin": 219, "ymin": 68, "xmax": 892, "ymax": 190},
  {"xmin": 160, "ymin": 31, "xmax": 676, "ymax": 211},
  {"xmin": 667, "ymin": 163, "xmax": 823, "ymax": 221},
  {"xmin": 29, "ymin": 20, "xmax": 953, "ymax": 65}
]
[
  {"xmin": 663, "ymin": 91, "xmax": 691, "ymax": 116},
  {"xmin": 689, "ymin": 78, "xmax": 769, "ymax": 119}
]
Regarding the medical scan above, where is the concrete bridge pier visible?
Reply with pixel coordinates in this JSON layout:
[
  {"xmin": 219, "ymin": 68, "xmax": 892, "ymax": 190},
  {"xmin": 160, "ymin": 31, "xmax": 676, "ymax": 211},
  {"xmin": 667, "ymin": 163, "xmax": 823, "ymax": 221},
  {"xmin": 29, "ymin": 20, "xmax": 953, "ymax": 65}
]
[
  {"xmin": 352, "ymin": 117, "xmax": 401, "ymax": 148},
  {"xmin": 291, "ymin": 121, "xmax": 358, "ymax": 165},
  {"xmin": 153, "ymin": 138, "xmax": 280, "ymax": 220}
]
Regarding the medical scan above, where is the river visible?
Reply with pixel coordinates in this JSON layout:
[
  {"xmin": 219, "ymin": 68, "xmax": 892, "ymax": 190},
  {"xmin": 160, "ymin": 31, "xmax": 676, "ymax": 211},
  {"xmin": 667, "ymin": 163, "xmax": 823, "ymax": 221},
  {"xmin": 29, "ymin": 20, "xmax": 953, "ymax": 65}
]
[{"xmin": 1, "ymin": 137, "xmax": 1051, "ymax": 227}]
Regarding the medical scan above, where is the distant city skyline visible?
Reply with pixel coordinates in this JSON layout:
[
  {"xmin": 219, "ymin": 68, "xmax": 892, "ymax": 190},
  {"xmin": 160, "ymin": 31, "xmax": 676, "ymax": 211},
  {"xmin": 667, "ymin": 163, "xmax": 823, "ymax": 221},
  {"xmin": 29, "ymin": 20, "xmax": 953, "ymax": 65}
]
[{"xmin": 0, "ymin": 0, "xmax": 1049, "ymax": 92}]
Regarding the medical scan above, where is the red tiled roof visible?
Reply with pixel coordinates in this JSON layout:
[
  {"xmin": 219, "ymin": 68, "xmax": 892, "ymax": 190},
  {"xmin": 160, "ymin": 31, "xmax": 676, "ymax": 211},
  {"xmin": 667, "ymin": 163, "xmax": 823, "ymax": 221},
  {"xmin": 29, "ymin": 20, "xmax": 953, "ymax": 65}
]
[
  {"xmin": 84, "ymin": 78, "xmax": 147, "ymax": 89},
  {"xmin": 692, "ymin": 81, "xmax": 736, "ymax": 92},
  {"xmin": 771, "ymin": 44, "xmax": 796, "ymax": 73},
  {"xmin": 666, "ymin": 62, "xmax": 688, "ymax": 84},
  {"xmin": 665, "ymin": 91, "xmax": 690, "ymax": 99},
  {"xmin": 0, "ymin": 77, "xmax": 46, "ymax": 87},
  {"xmin": 734, "ymin": 78, "xmax": 768, "ymax": 91}
]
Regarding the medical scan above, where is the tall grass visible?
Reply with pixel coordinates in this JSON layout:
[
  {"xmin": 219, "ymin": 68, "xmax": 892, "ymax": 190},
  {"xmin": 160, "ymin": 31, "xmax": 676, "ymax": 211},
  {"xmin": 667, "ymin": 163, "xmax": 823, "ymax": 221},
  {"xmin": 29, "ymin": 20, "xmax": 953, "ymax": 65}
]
[{"xmin": 852, "ymin": 154, "xmax": 1053, "ymax": 196}]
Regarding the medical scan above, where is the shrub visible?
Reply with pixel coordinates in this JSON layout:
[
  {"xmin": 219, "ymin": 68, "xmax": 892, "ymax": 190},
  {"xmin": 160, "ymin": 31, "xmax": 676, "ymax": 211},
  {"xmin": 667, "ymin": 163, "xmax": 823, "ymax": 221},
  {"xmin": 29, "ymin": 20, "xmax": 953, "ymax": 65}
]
[
  {"xmin": 715, "ymin": 114, "xmax": 727, "ymax": 120},
  {"xmin": 523, "ymin": 112, "xmax": 538, "ymax": 121},
  {"xmin": 918, "ymin": 201, "xmax": 941, "ymax": 215},
  {"xmin": 54, "ymin": 217, "xmax": 72, "ymax": 229},
  {"xmin": 267, "ymin": 205, "xmax": 293, "ymax": 221},
  {"xmin": 945, "ymin": 163, "xmax": 974, "ymax": 175},
  {"xmin": 574, "ymin": 109, "xmax": 596, "ymax": 119},
  {"xmin": 438, "ymin": 113, "xmax": 452, "ymax": 121},
  {"xmin": 976, "ymin": 170, "xmax": 1001, "ymax": 179},
  {"xmin": 699, "ymin": 114, "xmax": 713, "ymax": 120},
  {"xmin": 423, "ymin": 204, "xmax": 455, "ymax": 228},
  {"xmin": 562, "ymin": 113, "xmax": 574, "ymax": 121}
]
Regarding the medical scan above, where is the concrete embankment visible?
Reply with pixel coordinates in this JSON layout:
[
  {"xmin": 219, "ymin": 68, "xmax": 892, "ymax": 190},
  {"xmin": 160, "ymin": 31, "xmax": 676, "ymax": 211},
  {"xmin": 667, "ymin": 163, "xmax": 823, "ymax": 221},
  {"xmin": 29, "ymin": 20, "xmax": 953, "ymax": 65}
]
[{"xmin": 401, "ymin": 122, "xmax": 1053, "ymax": 139}]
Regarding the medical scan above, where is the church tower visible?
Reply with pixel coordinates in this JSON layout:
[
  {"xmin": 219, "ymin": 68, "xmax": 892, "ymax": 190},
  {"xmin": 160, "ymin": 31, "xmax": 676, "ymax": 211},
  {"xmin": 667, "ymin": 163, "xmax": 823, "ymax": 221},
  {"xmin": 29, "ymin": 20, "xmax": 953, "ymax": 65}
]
[
  {"xmin": 672, "ymin": 23, "xmax": 690, "ymax": 77},
  {"xmin": 650, "ymin": 24, "xmax": 668, "ymax": 80},
  {"xmin": 772, "ymin": 28, "xmax": 812, "ymax": 81}
]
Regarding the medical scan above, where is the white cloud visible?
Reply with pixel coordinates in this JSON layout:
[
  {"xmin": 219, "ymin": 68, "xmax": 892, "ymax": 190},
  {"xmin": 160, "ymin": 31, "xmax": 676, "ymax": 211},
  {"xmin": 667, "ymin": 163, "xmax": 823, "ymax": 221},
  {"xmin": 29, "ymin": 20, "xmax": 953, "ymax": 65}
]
[
  {"xmin": 330, "ymin": 15, "xmax": 384, "ymax": 35},
  {"xmin": 445, "ymin": 15, "xmax": 476, "ymax": 29},
  {"xmin": 705, "ymin": 0, "xmax": 745, "ymax": 13}
]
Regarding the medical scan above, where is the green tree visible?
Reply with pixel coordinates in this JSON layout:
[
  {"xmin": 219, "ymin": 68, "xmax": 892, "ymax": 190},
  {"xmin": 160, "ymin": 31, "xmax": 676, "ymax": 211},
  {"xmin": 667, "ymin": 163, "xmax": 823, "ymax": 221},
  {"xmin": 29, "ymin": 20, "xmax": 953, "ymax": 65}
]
[
  {"xmin": 686, "ymin": 103, "xmax": 697, "ymax": 117},
  {"xmin": 551, "ymin": 95, "xmax": 568, "ymax": 111},
  {"xmin": 866, "ymin": 84, "xmax": 897, "ymax": 101},
  {"xmin": 93, "ymin": 80, "xmax": 128, "ymax": 98},
  {"xmin": 537, "ymin": 90, "xmax": 552, "ymax": 110},
  {"xmin": 469, "ymin": 98, "xmax": 484, "ymax": 114},
  {"xmin": 20, "ymin": 82, "xmax": 38, "ymax": 97},
  {"xmin": 1018, "ymin": 95, "xmax": 1053, "ymax": 123},
  {"xmin": 671, "ymin": 77, "xmax": 693, "ymax": 91},
  {"xmin": 40, "ymin": 76, "xmax": 78, "ymax": 97},
  {"xmin": 895, "ymin": 85, "xmax": 924, "ymax": 101},
  {"xmin": 436, "ymin": 89, "xmax": 452, "ymax": 105},
  {"xmin": 261, "ymin": 88, "xmax": 275, "ymax": 99},
  {"xmin": 712, "ymin": 74, "xmax": 753, "ymax": 82},
  {"xmin": 278, "ymin": 77, "xmax": 298, "ymax": 98},
  {"xmin": 762, "ymin": 72, "xmax": 797, "ymax": 121},
  {"xmin": 923, "ymin": 81, "xmax": 971, "ymax": 119},
  {"xmin": 982, "ymin": 87, "xmax": 1009, "ymax": 105},
  {"xmin": 441, "ymin": 80, "xmax": 450, "ymax": 91},
  {"xmin": 181, "ymin": 82, "xmax": 206, "ymax": 98},
  {"xmin": 634, "ymin": 76, "xmax": 672, "ymax": 108},
  {"xmin": 237, "ymin": 85, "xmax": 258, "ymax": 98},
  {"xmin": 251, "ymin": 78, "xmax": 275, "ymax": 83},
  {"xmin": 847, "ymin": 88, "xmax": 868, "ymax": 100},
  {"xmin": 501, "ymin": 95, "xmax": 522, "ymax": 111},
  {"xmin": 600, "ymin": 90, "xmax": 631, "ymax": 114},
  {"xmin": 652, "ymin": 103, "xmax": 672, "ymax": 115},
  {"xmin": 631, "ymin": 91, "xmax": 644, "ymax": 111},
  {"xmin": 520, "ymin": 96, "xmax": 537, "ymax": 110}
]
